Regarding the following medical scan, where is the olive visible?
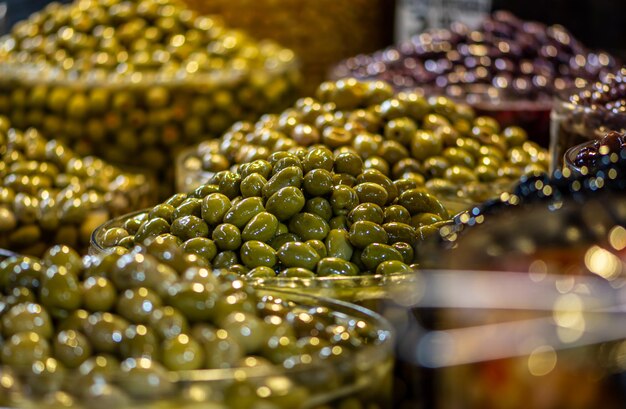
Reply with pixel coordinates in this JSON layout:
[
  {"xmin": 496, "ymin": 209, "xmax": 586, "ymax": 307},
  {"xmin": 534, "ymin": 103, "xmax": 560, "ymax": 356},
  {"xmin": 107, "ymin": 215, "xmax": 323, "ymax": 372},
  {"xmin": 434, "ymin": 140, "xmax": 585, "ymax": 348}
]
[
  {"xmin": 118, "ymin": 357, "xmax": 173, "ymax": 399},
  {"xmin": 116, "ymin": 287, "xmax": 162, "ymax": 324},
  {"xmin": 288, "ymin": 213, "xmax": 329, "ymax": 241},
  {"xmin": 2, "ymin": 331, "xmax": 51, "ymax": 366},
  {"xmin": 239, "ymin": 173, "xmax": 267, "ymax": 198},
  {"xmin": 330, "ymin": 185, "xmax": 358, "ymax": 215},
  {"xmin": 376, "ymin": 260, "xmax": 413, "ymax": 275},
  {"xmin": 212, "ymin": 223, "xmax": 242, "ymax": 251},
  {"xmin": 360, "ymin": 243, "xmax": 404, "ymax": 271},
  {"xmin": 120, "ymin": 325, "xmax": 160, "ymax": 360},
  {"xmin": 262, "ymin": 166, "xmax": 303, "ymax": 199},
  {"xmin": 41, "ymin": 245, "xmax": 81, "ymax": 276},
  {"xmin": 277, "ymin": 242, "xmax": 320, "ymax": 270},
  {"xmin": 172, "ymin": 198, "xmax": 202, "ymax": 220},
  {"xmin": 85, "ymin": 312, "xmax": 129, "ymax": 354},
  {"xmin": 349, "ymin": 221, "xmax": 388, "ymax": 248},
  {"xmin": 241, "ymin": 212, "xmax": 279, "ymax": 243},
  {"xmin": 170, "ymin": 215, "xmax": 209, "ymax": 241},
  {"xmin": 167, "ymin": 281, "xmax": 218, "ymax": 322},
  {"xmin": 240, "ymin": 241, "xmax": 277, "ymax": 269},
  {"xmin": 317, "ymin": 257, "xmax": 359, "ymax": 276},
  {"xmin": 354, "ymin": 182, "xmax": 388, "ymax": 207},
  {"xmin": 162, "ymin": 334, "xmax": 204, "ymax": 370},
  {"xmin": 182, "ymin": 237, "xmax": 218, "ymax": 262},
  {"xmin": 53, "ymin": 330, "xmax": 92, "ymax": 368},
  {"xmin": 265, "ymin": 186, "xmax": 305, "ymax": 221},
  {"xmin": 304, "ymin": 197, "xmax": 333, "ymax": 221},
  {"xmin": 40, "ymin": 266, "xmax": 82, "ymax": 312},
  {"xmin": 148, "ymin": 306, "xmax": 189, "ymax": 340},
  {"xmin": 279, "ymin": 267, "xmax": 316, "ymax": 278},
  {"xmin": 134, "ymin": 218, "xmax": 170, "ymax": 244},
  {"xmin": 2, "ymin": 302, "xmax": 53, "ymax": 338},
  {"xmin": 397, "ymin": 189, "xmax": 449, "ymax": 219},
  {"xmin": 223, "ymin": 197, "xmax": 264, "ymax": 229},
  {"xmin": 201, "ymin": 193, "xmax": 231, "ymax": 226},
  {"xmin": 325, "ymin": 229, "xmax": 354, "ymax": 261},
  {"xmin": 302, "ymin": 169, "xmax": 334, "ymax": 196}
]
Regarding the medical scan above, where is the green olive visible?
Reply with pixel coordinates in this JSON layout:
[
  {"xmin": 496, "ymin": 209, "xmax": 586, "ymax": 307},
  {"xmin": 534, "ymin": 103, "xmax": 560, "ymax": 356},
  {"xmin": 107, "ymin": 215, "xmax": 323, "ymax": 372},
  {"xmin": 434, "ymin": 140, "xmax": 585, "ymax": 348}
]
[
  {"xmin": 288, "ymin": 212, "xmax": 330, "ymax": 241},
  {"xmin": 41, "ymin": 245, "xmax": 81, "ymax": 276},
  {"xmin": 170, "ymin": 215, "xmax": 209, "ymax": 241},
  {"xmin": 53, "ymin": 329, "xmax": 92, "ymax": 369},
  {"xmin": 239, "ymin": 173, "xmax": 267, "ymax": 198},
  {"xmin": 316, "ymin": 257, "xmax": 359, "ymax": 277},
  {"xmin": 304, "ymin": 197, "xmax": 333, "ymax": 221},
  {"xmin": 116, "ymin": 287, "xmax": 162, "ymax": 324},
  {"xmin": 348, "ymin": 203, "xmax": 384, "ymax": 225},
  {"xmin": 302, "ymin": 146, "xmax": 334, "ymax": 173},
  {"xmin": 411, "ymin": 130, "xmax": 443, "ymax": 160},
  {"xmin": 277, "ymin": 242, "xmax": 320, "ymax": 270},
  {"xmin": 85, "ymin": 312, "xmax": 129, "ymax": 354},
  {"xmin": 269, "ymin": 233, "xmax": 300, "ymax": 251},
  {"xmin": 302, "ymin": 169, "xmax": 334, "ymax": 196},
  {"xmin": 120, "ymin": 325, "xmax": 160, "ymax": 360},
  {"xmin": 279, "ymin": 267, "xmax": 316, "ymax": 278},
  {"xmin": 330, "ymin": 185, "xmax": 358, "ymax": 215},
  {"xmin": 382, "ymin": 222, "xmax": 417, "ymax": 246},
  {"xmin": 182, "ymin": 237, "xmax": 218, "ymax": 262},
  {"xmin": 305, "ymin": 239, "xmax": 327, "ymax": 259},
  {"xmin": 223, "ymin": 197, "xmax": 264, "ymax": 229},
  {"xmin": 162, "ymin": 334, "xmax": 204, "ymax": 370},
  {"xmin": 360, "ymin": 243, "xmax": 404, "ymax": 271},
  {"xmin": 2, "ymin": 331, "xmax": 51, "ymax": 367},
  {"xmin": 40, "ymin": 266, "xmax": 82, "ymax": 312},
  {"xmin": 211, "ymin": 223, "xmax": 242, "ymax": 251},
  {"xmin": 134, "ymin": 218, "xmax": 170, "ymax": 244},
  {"xmin": 201, "ymin": 193, "xmax": 232, "ymax": 226},
  {"xmin": 148, "ymin": 306, "xmax": 188, "ymax": 340},
  {"xmin": 348, "ymin": 221, "xmax": 388, "ymax": 248},
  {"xmin": 262, "ymin": 166, "xmax": 303, "ymax": 199},
  {"xmin": 246, "ymin": 266, "xmax": 276, "ymax": 279},
  {"xmin": 241, "ymin": 212, "xmax": 278, "ymax": 243},
  {"xmin": 265, "ymin": 186, "xmax": 305, "ymax": 221},
  {"xmin": 2, "ymin": 302, "xmax": 53, "ymax": 338},
  {"xmin": 398, "ymin": 189, "xmax": 449, "ymax": 219},
  {"xmin": 240, "ymin": 241, "xmax": 277, "ymax": 269},
  {"xmin": 167, "ymin": 281, "xmax": 218, "ymax": 323}
]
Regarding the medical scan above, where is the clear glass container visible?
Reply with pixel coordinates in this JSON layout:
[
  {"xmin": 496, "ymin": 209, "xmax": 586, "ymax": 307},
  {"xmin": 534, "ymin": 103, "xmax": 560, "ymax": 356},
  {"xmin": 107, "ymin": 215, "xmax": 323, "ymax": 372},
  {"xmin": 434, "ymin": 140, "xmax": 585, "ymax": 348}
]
[
  {"xmin": 550, "ymin": 88, "xmax": 626, "ymax": 173},
  {"xmin": 0, "ymin": 288, "xmax": 394, "ymax": 409}
]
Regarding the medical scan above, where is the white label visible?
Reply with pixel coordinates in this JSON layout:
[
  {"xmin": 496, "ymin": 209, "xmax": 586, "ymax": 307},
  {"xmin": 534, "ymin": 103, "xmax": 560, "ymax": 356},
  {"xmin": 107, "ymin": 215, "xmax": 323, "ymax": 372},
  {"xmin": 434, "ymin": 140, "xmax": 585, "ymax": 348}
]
[{"xmin": 395, "ymin": 0, "xmax": 492, "ymax": 42}]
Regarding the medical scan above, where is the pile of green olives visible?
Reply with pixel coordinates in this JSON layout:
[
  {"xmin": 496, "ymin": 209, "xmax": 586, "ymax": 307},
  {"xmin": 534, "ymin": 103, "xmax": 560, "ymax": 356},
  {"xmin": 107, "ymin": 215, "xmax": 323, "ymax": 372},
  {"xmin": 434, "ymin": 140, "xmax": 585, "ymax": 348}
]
[
  {"xmin": 180, "ymin": 78, "xmax": 550, "ymax": 202},
  {"xmin": 0, "ymin": 0, "xmax": 300, "ymax": 188},
  {"xmin": 0, "ymin": 243, "xmax": 392, "ymax": 408},
  {"xmin": 101, "ymin": 143, "xmax": 453, "ymax": 276},
  {"xmin": 0, "ymin": 116, "xmax": 154, "ymax": 256}
]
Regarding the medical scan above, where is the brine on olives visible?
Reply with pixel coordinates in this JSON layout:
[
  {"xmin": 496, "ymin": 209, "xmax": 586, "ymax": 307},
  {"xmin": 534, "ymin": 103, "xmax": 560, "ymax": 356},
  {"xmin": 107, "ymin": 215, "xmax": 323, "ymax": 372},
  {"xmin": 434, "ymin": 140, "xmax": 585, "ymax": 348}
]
[
  {"xmin": 0, "ymin": 0, "xmax": 299, "ymax": 190},
  {"xmin": 101, "ymin": 143, "xmax": 457, "ymax": 275},
  {"xmin": 0, "ymin": 243, "xmax": 392, "ymax": 409},
  {"xmin": 0, "ymin": 118, "xmax": 154, "ymax": 256},
  {"xmin": 180, "ymin": 79, "xmax": 549, "ymax": 203}
]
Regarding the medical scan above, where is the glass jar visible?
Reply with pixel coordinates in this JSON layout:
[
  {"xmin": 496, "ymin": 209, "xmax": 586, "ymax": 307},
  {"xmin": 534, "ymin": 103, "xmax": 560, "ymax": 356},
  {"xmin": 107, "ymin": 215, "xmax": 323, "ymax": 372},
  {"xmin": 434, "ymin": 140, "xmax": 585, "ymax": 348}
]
[
  {"xmin": 0, "ymin": 288, "xmax": 394, "ymax": 409},
  {"xmin": 550, "ymin": 87, "xmax": 626, "ymax": 173}
]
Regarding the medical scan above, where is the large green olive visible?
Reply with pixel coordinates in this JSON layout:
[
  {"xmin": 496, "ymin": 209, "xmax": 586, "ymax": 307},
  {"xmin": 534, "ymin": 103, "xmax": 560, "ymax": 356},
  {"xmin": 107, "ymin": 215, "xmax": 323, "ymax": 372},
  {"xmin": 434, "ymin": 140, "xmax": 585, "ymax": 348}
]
[
  {"xmin": 240, "ymin": 241, "xmax": 277, "ymax": 269},
  {"xmin": 277, "ymin": 242, "xmax": 320, "ymax": 270},
  {"xmin": 265, "ymin": 186, "xmax": 305, "ymax": 221}
]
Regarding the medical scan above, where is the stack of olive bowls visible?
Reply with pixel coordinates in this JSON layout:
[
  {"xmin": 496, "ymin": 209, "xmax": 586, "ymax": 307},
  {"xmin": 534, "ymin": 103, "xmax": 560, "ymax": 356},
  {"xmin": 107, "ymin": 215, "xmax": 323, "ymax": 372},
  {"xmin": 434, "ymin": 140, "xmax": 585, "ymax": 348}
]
[
  {"xmin": 94, "ymin": 78, "xmax": 551, "ymax": 407},
  {"xmin": 0, "ymin": 0, "xmax": 300, "ymax": 197},
  {"xmin": 0, "ymin": 243, "xmax": 395, "ymax": 408}
]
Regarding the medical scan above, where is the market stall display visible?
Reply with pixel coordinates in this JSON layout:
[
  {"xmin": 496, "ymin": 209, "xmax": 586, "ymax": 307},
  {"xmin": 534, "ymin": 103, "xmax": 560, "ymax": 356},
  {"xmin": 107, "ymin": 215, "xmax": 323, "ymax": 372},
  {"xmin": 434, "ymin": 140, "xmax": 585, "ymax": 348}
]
[
  {"xmin": 177, "ymin": 79, "xmax": 549, "ymax": 205},
  {"xmin": 0, "ymin": 116, "xmax": 154, "ymax": 256},
  {"xmin": 331, "ymin": 11, "xmax": 618, "ymax": 144},
  {"xmin": 0, "ymin": 0, "xmax": 300, "ymax": 193},
  {"xmin": 0, "ymin": 242, "xmax": 394, "ymax": 408}
]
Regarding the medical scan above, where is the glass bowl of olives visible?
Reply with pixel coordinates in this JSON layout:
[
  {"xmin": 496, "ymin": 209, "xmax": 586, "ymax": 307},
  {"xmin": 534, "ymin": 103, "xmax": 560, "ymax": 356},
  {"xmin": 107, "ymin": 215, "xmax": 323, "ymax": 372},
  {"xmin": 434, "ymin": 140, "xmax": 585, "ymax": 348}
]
[
  {"xmin": 0, "ymin": 243, "xmax": 394, "ymax": 409},
  {"xmin": 563, "ymin": 131, "xmax": 626, "ymax": 177},
  {"xmin": 331, "ymin": 11, "xmax": 618, "ymax": 146},
  {"xmin": 0, "ymin": 117, "xmax": 156, "ymax": 257},
  {"xmin": 0, "ymin": 0, "xmax": 300, "ymax": 194},
  {"xmin": 550, "ymin": 68, "xmax": 626, "ymax": 172},
  {"xmin": 395, "ymin": 269, "xmax": 626, "ymax": 409},
  {"xmin": 176, "ymin": 78, "xmax": 551, "ymax": 207}
]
